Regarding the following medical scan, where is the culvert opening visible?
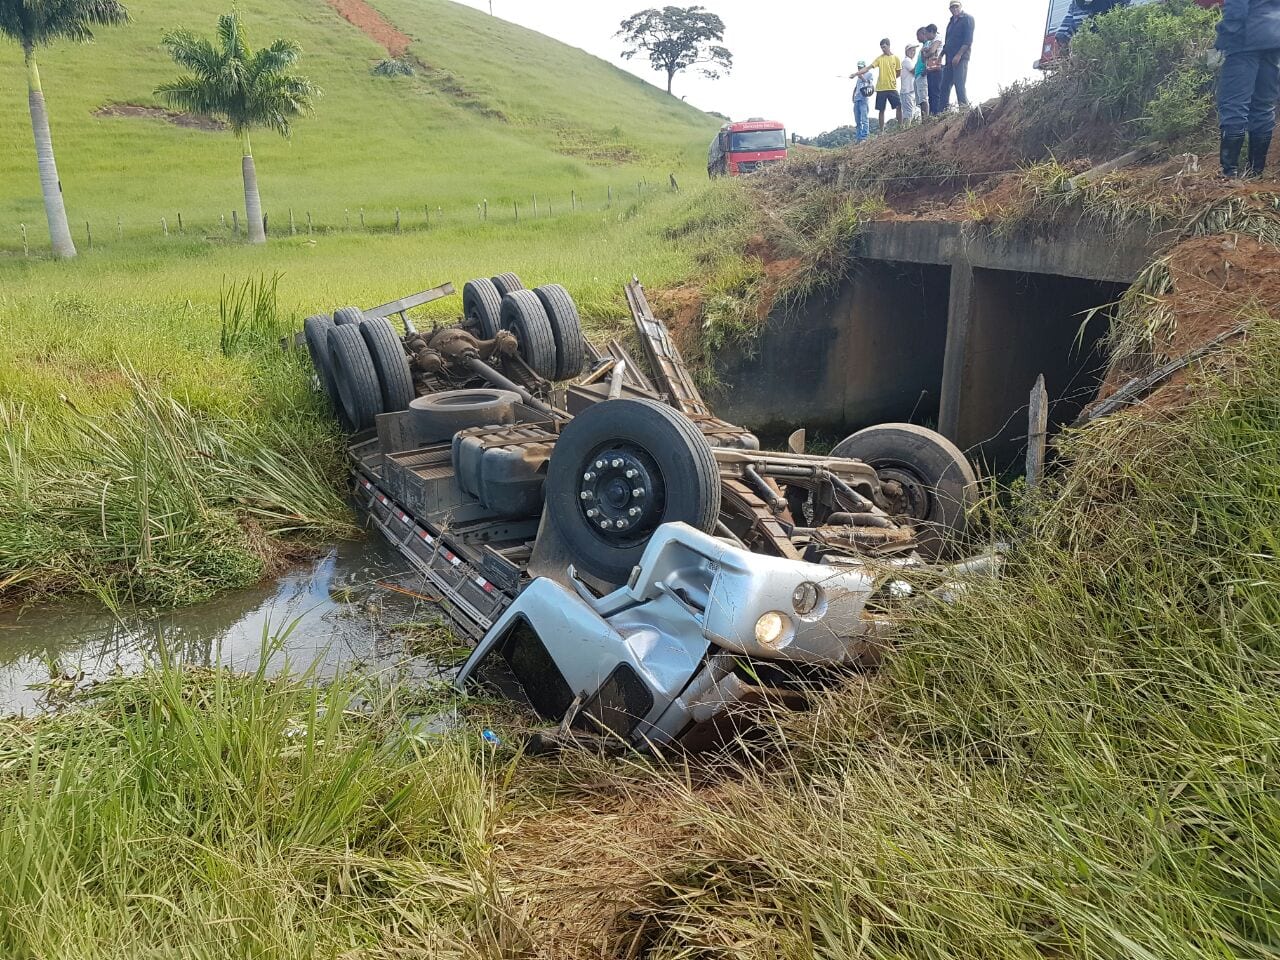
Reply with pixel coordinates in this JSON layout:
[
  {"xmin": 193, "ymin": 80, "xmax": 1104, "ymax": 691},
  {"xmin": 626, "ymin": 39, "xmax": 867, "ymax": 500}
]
[{"xmin": 952, "ymin": 268, "xmax": 1128, "ymax": 470}]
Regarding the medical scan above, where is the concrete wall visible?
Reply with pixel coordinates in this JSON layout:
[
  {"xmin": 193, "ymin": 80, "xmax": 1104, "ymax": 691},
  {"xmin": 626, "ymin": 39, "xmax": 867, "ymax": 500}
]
[{"xmin": 711, "ymin": 219, "xmax": 1158, "ymax": 469}]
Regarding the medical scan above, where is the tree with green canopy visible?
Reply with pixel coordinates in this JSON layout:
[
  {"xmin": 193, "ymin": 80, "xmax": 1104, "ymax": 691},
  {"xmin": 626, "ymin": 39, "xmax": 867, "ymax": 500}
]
[
  {"xmin": 1, "ymin": 0, "xmax": 130, "ymax": 258},
  {"xmin": 157, "ymin": 12, "xmax": 318, "ymax": 245},
  {"xmin": 617, "ymin": 6, "xmax": 732, "ymax": 96}
]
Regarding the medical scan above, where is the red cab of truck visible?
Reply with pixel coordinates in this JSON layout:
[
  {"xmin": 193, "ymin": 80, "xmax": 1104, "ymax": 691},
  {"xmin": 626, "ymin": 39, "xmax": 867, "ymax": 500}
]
[{"xmin": 708, "ymin": 119, "xmax": 787, "ymax": 178}]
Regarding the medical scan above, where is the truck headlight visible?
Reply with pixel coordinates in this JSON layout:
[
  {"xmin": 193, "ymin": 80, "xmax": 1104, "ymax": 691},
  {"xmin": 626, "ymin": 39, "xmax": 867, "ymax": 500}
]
[
  {"xmin": 754, "ymin": 611, "xmax": 792, "ymax": 648},
  {"xmin": 791, "ymin": 581, "xmax": 821, "ymax": 616}
]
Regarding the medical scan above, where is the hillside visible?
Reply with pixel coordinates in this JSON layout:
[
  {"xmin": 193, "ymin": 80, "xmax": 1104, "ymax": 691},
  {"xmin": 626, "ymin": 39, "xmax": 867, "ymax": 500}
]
[{"xmin": 0, "ymin": 0, "xmax": 717, "ymax": 243}]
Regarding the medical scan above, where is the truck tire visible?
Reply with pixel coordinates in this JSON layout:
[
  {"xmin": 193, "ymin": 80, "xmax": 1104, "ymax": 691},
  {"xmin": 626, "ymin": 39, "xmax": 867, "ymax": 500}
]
[
  {"xmin": 500, "ymin": 290, "xmax": 557, "ymax": 380},
  {"xmin": 303, "ymin": 313, "xmax": 341, "ymax": 408},
  {"xmin": 333, "ymin": 305, "xmax": 363, "ymax": 326},
  {"xmin": 359, "ymin": 317, "xmax": 415, "ymax": 413},
  {"xmin": 534, "ymin": 284, "xmax": 586, "ymax": 381},
  {"xmin": 830, "ymin": 423, "xmax": 977, "ymax": 560},
  {"xmin": 462, "ymin": 278, "xmax": 503, "ymax": 339},
  {"xmin": 328, "ymin": 323, "xmax": 384, "ymax": 431},
  {"xmin": 490, "ymin": 272, "xmax": 524, "ymax": 297},
  {"xmin": 409, "ymin": 388, "xmax": 520, "ymax": 435},
  {"xmin": 546, "ymin": 397, "xmax": 721, "ymax": 584}
]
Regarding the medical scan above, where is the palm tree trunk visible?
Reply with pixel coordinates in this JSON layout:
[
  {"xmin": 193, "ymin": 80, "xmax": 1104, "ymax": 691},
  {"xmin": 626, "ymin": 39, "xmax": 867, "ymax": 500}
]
[
  {"xmin": 240, "ymin": 130, "xmax": 266, "ymax": 245},
  {"xmin": 25, "ymin": 47, "xmax": 76, "ymax": 259}
]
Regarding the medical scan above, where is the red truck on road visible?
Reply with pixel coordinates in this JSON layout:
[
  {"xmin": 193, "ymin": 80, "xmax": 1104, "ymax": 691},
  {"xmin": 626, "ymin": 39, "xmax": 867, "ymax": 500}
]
[{"xmin": 708, "ymin": 119, "xmax": 787, "ymax": 177}]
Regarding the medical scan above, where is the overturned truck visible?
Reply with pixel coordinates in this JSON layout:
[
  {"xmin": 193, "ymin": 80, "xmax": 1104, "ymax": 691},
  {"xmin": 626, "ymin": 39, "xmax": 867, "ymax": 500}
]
[{"xmin": 303, "ymin": 274, "xmax": 989, "ymax": 749}]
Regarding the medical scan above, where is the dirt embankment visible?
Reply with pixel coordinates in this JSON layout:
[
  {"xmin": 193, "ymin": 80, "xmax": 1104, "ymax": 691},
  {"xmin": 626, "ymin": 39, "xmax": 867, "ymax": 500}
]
[
  {"xmin": 324, "ymin": 0, "xmax": 412, "ymax": 58},
  {"xmin": 94, "ymin": 103, "xmax": 224, "ymax": 132}
]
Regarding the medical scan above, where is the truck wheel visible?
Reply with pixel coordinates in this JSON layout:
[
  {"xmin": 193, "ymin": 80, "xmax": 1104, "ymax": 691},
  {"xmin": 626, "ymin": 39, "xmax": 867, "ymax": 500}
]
[
  {"xmin": 360, "ymin": 317, "xmax": 415, "ymax": 413},
  {"xmin": 534, "ymin": 284, "xmax": 586, "ymax": 381},
  {"xmin": 491, "ymin": 272, "xmax": 524, "ymax": 297},
  {"xmin": 462, "ymin": 278, "xmax": 503, "ymax": 339},
  {"xmin": 831, "ymin": 423, "xmax": 977, "ymax": 560},
  {"xmin": 546, "ymin": 398, "xmax": 721, "ymax": 584},
  {"xmin": 409, "ymin": 388, "xmax": 519, "ymax": 434},
  {"xmin": 333, "ymin": 305, "xmax": 363, "ymax": 326},
  {"xmin": 328, "ymin": 324, "xmax": 384, "ymax": 431},
  {"xmin": 500, "ymin": 290, "xmax": 557, "ymax": 380},
  {"xmin": 303, "ymin": 313, "xmax": 341, "ymax": 408}
]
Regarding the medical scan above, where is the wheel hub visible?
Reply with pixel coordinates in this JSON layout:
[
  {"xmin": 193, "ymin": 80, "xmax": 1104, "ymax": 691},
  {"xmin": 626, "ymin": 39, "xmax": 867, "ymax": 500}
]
[
  {"xmin": 877, "ymin": 467, "xmax": 930, "ymax": 521},
  {"xmin": 578, "ymin": 446, "xmax": 663, "ymax": 539}
]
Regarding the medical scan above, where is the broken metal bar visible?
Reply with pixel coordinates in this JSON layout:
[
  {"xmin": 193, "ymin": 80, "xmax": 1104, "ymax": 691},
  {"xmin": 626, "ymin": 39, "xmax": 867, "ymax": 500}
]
[{"xmin": 626, "ymin": 277, "xmax": 710, "ymax": 417}]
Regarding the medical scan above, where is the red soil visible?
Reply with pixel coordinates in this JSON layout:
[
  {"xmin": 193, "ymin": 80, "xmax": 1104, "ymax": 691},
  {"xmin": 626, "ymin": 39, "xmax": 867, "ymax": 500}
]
[{"xmin": 324, "ymin": 0, "xmax": 412, "ymax": 58}]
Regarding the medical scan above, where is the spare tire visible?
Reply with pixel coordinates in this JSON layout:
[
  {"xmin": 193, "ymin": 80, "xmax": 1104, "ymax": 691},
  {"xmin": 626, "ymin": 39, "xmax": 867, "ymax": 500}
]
[
  {"xmin": 408, "ymin": 388, "xmax": 520, "ymax": 437},
  {"xmin": 328, "ymin": 324, "xmax": 384, "ymax": 431},
  {"xmin": 830, "ymin": 423, "xmax": 977, "ymax": 560},
  {"xmin": 491, "ymin": 272, "xmax": 524, "ymax": 297},
  {"xmin": 359, "ymin": 317, "xmax": 415, "ymax": 413},
  {"xmin": 500, "ymin": 290, "xmax": 557, "ymax": 380},
  {"xmin": 546, "ymin": 397, "xmax": 721, "ymax": 584},
  {"xmin": 462, "ymin": 279, "xmax": 503, "ymax": 339},
  {"xmin": 534, "ymin": 284, "xmax": 586, "ymax": 381},
  {"xmin": 333, "ymin": 305, "xmax": 363, "ymax": 326},
  {"xmin": 303, "ymin": 313, "xmax": 341, "ymax": 408}
]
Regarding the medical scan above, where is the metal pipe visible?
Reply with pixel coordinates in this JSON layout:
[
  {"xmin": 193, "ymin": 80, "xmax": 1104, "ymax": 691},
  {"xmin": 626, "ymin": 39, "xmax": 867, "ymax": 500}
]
[
  {"xmin": 608, "ymin": 359, "xmax": 627, "ymax": 399},
  {"xmin": 463, "ymin": 357, "xmax": 561, "ymax": 417},
  {"xmin": 742, "ymin": 465, "xmax": 786, "ymax": 512},
  {"xmin": 827, "ymin": 511, "xmax": 894, "ymax": 529},
  {"xmin": 752, "ymin": 463, "xmax": 876, "ymax": 512},
  {"xmin": 714, "ymin": 520, "xmax": 748, "ymax": 548}
]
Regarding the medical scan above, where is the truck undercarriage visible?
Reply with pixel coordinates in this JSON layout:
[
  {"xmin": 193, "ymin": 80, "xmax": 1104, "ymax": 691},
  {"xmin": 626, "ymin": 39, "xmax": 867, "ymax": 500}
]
[{"xmin": 306, "ymin": 274, "xmax": 991, "ymax": 749}]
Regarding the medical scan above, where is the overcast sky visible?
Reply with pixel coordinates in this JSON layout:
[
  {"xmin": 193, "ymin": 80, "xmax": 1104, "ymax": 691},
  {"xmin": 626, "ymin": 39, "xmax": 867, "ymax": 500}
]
[{"xmin": 454, "ymin": 0, "xmax": 1054, "ymax": 136}]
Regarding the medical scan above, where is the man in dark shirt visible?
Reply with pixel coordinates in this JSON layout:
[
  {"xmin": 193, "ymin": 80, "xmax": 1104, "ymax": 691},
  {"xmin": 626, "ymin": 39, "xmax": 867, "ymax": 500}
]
[{"xmin": 942, "ymin": 0, "xmax": 975, "ymax": 109}]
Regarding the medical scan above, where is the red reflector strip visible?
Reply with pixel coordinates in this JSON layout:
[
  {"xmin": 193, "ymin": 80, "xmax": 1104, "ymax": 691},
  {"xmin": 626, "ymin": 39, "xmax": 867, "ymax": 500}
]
[
  {"xmin": 444, "ymin": 551, "xmax": 461, "ymax": 567},
  {"xmin": 361, "ymin": 479, "xmax": 372, "ymax": 489},
  {"xmin": 474, "ymin": 576, "xmax": 493, "ymax": 592},
  {"xmin": 418, "ymin": 529, "xmax": 434, "ymax": 544},
  {"xmin": 377, "ymin": 494, "xmax": 387, "ymax": 505},
  {"xmin": 397, "ymin": 511, "xmax": 410, "ymax": 524}
]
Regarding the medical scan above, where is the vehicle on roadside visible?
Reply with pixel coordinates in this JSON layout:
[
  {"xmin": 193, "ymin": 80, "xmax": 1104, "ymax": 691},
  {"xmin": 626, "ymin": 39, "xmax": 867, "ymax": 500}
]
[
  {"xmin": 708, "ymin": 118, "xmax": 788, "ymax": 178},
  {"xmin": 1034, "ymin": 0, "xmax": 1217, "ymax": 70},
  {"xmin": 302, "ymin": 274, "xmax": 993, "ymax": 751}
]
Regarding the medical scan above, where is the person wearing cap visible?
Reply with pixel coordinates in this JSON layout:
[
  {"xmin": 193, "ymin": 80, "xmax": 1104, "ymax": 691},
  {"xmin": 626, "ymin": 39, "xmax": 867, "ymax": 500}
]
[
  {"xmin": 922, "ymin": 24, "xmax": 945, "ymax": 115},
  {"xmin": 942, "ymin": 1, "xmax": 975, "ymax": 110},
  {"xmin": 1216, "ymin": 0, "xmax": 1280, "ymax": 177},
  {"xmin": 870, "ymin": 39, "xmax": 903, "ymax": 134},
  {"xmin": 849, "ymin": 60, "xmax": 876, "ymax": 142},
  {"xmin": 901, "ymin": 42, "xmax": 920, "ymax": 125}
]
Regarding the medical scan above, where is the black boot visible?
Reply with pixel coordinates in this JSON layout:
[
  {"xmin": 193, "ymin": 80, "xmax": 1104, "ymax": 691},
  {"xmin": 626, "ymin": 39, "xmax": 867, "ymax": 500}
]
[
  {"xmin": 1247, "ymin": 132, "xmax": 1273, "ymax": 178},
  {"xmin": 1221, "ymin": 131, "xmax": 1246, "ymax": 177}
]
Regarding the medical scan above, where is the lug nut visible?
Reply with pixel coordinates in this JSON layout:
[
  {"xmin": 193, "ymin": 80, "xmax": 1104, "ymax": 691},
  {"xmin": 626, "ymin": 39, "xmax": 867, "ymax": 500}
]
[
  {"xmin": 611, "ymin": 458, "xmax": 623, "ymax": 468},
  {"xmin": 615, "ymin": 520, "xmax": 626, "ymax": 529},
  {"xmin": 625, "ymin": 469, "xmax": 637, "ymax": 478},
  {"xmin": 633, "ymin": 488, "xmax": 644, "ymax": 498},
  {"xmin": 583, "ymin": 471, "xmax": 595, "ymax": 481},
  {"xmin": 586, "ymin": 508, "xmax": 597, "ymax": 517},
  {"xmin": 595, "ymin": 460, "xmax": 605, "ymax": 469},
  {"xmin": 599, "ymin": 520, "xmax": 610, "ymax": 529},
  {"xmin": 628, "ymin": 507, "xmax": 640, "ymax": 516},
  {"xmin": 580, "ymin": 491, "xmax": 593, "ymax": 500}
]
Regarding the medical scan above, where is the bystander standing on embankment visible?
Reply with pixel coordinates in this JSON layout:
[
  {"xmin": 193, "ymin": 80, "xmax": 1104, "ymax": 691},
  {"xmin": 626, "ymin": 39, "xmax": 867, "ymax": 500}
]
[{"xmin": 1216, "ymin": 0, "xmax": 1280, "ymax": 177}]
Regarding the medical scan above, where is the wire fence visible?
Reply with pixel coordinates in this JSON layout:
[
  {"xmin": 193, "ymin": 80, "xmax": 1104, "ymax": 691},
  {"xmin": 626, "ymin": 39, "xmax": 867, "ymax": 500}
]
[{"xmin": 3, "ymin": 174, "xmax": 685, "ymax": 256}]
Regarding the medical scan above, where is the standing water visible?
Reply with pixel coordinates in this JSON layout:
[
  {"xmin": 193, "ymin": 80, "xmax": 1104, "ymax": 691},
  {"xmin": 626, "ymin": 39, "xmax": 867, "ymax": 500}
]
[{"xmin": 0, "ymin": 538, "xmax": 448, "ymax": 714}]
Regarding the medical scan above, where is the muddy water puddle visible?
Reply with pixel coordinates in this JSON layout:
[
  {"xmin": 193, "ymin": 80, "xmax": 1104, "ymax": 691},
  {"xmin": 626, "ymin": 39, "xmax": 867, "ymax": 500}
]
[{"xmin": 0, "ymin": 538, "xmax": 452, "ymax": 714}]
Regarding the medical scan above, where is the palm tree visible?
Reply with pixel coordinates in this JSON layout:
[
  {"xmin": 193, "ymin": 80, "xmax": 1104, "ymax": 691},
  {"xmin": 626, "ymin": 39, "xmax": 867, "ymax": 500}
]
[
  {"xmin": 157, "ymin": 12, "xmax": 317, "ymax": 245},
  {"xmin": 1, "ymin": 0, "xmax": 129, "ymax": 259}
]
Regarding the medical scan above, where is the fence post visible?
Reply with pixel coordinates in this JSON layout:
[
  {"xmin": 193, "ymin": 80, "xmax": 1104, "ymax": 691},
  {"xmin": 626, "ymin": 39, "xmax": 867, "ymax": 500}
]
[
  {"xmin": 670, "ymin": 172, "xmax": 680, "ymax": 192},
  {"xmin": 289, "ymin": 208, "xmax": 295, "ymax": 236},
  {"xmin": 607, "ymin": 185, "xmax": 613, "ymax": 206},
  {"xmin": 424, "ymin": 204, "xmax": 430, "ymax": 229},
  {"xmin": 359, "ymin": 208, "xmax": 366, "ymax": 230},
  {"xmin": 514, "ymin": 201, "xmax": 519, "ymax": 223},
  {"xmin": 232, "ymin": 210, "xmax": 239, "ymax": 236},
  {"xmin": 483, "ymin": 199, "xmax": 488, "ymax": 221},
  {"xmin": 571, "ymin": 189, "xmax": 577, "ymax": 211},
  {"xmin": 177, "ymin": 212, "xmax": 184, "ymax": 234},
  {"xmin": 345, "ymin": 208, "xmax": 350, "ymax": 229},
  {"xmin": 20, "ymin": 223, "xmax": 27, "ymax": 257},
  {"xmin": 1026, "ymin": 374, "xmax": 1049, "ymax": 491},
  {"xmin": 220, "ymin": 214, "xmax": 226, "ymax": 231},
  {"xmin": 117, "ymin": 216, "xmax": 123, "ymax": 240},
  {"xmin": 161, "ymin": 216, "xmax": 168, "ymax": 238},
  {"xmin": 395, "ymin": 207, "xmax": 401, "ymax": 234},
  {"xmin": 307, "ymin": 212, "xmax": 313, "ymax": 235},
  {"xmin": 548, "ymin": 198, "xmax": 552, "ymax": 217},
  {"xmin": 86, "ymin": 221, "xmax": 92, "ymax": 250},
  {"xmin": 532, "ymin": 195, "xmax": 537, "ymax": 218}
]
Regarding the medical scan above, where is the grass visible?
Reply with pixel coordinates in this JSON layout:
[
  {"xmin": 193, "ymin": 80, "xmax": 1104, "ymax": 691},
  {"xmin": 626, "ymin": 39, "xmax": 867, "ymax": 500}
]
[
  {"xmin": 2, "ymin": 314, "xmax": 1276, "ymax": 958},
  {"xmin": 0, "ymin": 0, "xmax": 717, "ymax": 250},
  {"xmin": 0, "ymin": 186, "xmax": 714, "ymax": 605}
]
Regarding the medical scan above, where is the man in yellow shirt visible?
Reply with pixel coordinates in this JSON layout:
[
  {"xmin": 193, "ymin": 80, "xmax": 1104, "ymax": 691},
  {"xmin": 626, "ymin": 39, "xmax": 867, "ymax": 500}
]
[{"xmin": 871, "ymin": 39, "xmax": 903, "ymax": 135}]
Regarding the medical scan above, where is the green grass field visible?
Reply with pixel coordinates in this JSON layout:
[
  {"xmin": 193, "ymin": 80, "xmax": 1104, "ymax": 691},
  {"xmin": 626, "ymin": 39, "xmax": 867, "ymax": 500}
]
[{"xmin": 0, "ymin": 0, "xmax": 717, "ymax": 249}]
